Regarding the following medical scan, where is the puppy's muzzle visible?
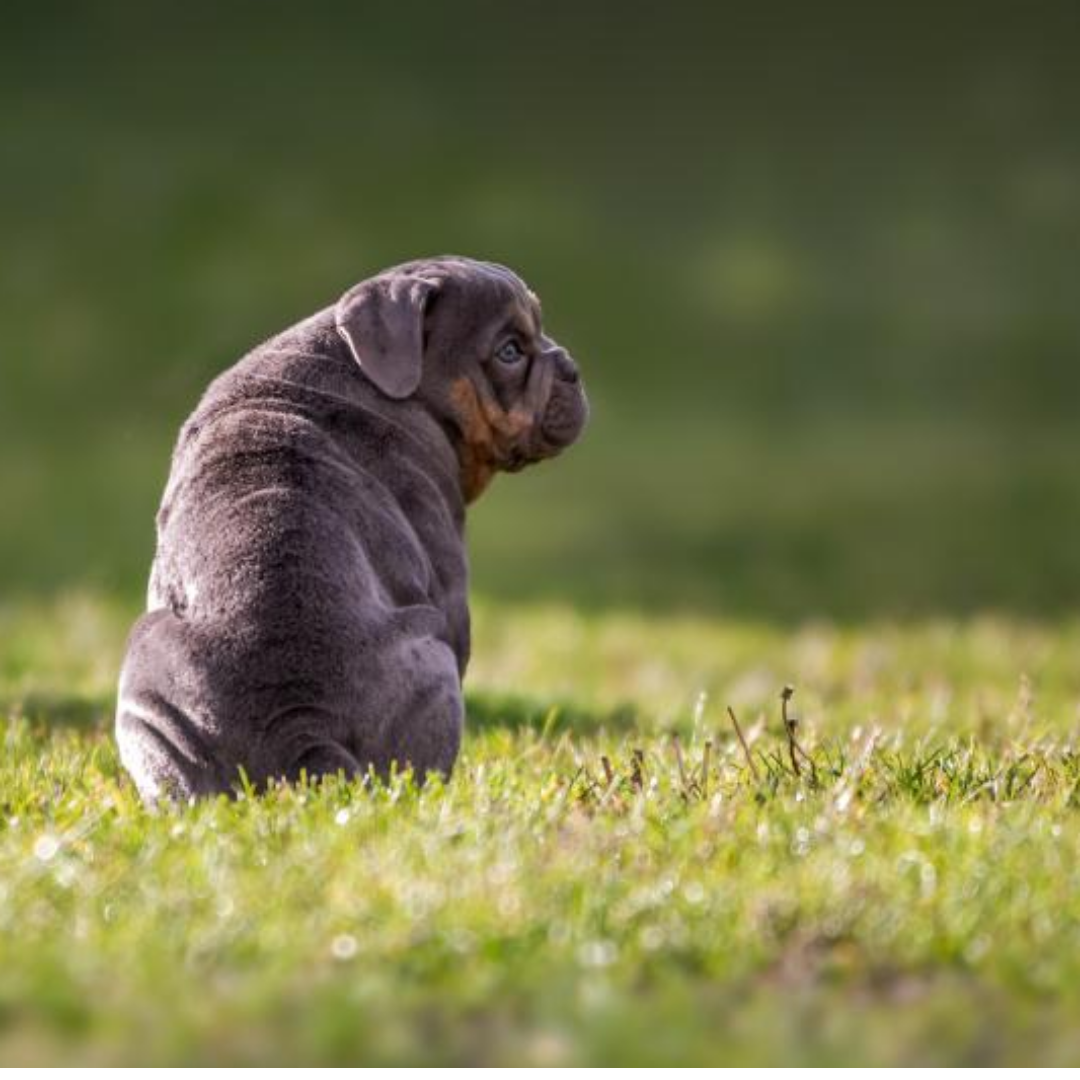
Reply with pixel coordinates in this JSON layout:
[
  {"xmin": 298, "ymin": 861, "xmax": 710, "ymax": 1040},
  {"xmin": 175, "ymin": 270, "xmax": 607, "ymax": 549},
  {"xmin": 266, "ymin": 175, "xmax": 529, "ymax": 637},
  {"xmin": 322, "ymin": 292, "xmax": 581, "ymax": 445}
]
[{"xmin": 537, "ymin": 346, "xmax": 588, "ymax": 454}]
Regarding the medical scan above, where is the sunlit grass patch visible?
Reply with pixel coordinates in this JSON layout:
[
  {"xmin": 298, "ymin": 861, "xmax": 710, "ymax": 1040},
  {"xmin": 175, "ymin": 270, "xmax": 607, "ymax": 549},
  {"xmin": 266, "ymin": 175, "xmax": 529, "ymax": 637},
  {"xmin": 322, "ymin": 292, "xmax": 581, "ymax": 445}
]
[{"xmin": 3, "ymin": 595, "xmax": 1080, "ymax": 1064}]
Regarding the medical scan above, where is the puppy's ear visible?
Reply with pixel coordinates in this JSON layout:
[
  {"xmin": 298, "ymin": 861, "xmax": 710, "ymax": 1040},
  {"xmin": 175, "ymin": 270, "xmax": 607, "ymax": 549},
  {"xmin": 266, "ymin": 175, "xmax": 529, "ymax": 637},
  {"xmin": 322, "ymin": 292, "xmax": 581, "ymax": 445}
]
[{"xmin": 335, "ymin": 271, "xmax": 438, "ymax": 399}]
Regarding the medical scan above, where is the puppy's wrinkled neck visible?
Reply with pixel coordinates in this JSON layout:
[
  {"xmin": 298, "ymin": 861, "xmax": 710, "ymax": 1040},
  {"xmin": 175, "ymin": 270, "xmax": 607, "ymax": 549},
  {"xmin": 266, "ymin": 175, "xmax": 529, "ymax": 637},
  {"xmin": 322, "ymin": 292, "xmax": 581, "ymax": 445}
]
[{"xmin": 445, "ymin": 377, "xmax": 539, "ymax": 503}]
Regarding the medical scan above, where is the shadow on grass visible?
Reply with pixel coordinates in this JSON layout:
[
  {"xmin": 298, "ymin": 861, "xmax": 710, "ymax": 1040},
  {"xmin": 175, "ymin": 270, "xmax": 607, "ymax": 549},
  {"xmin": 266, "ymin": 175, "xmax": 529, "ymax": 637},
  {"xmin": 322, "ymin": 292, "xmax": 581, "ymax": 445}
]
[
  {"xmin": 6, "ymin": 687, "xmax": 640, "ymax": 739},
  {"xmin": 465, "ymin": 689, "xmax": 642, "ymax": 736},
  {"xmin": 4, "ymin": 691, "xmax": 114, "ymax": 730}
]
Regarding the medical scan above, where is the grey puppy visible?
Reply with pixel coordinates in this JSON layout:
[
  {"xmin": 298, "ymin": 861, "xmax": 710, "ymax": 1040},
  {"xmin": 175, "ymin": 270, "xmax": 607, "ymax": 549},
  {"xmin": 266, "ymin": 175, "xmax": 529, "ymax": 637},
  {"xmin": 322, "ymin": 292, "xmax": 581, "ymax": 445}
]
[{"xmin": 116, "ymin": 256, "xmax": 587, "ymax": 802}]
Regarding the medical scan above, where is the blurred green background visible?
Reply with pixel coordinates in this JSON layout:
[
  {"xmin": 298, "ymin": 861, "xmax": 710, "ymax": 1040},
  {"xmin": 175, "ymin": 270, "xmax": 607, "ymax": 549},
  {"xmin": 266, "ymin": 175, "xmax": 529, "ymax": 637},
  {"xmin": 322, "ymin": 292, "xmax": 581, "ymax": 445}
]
[{"xmin": 2, "ymin": 0, "xmax": 1078, "ymax": 619}]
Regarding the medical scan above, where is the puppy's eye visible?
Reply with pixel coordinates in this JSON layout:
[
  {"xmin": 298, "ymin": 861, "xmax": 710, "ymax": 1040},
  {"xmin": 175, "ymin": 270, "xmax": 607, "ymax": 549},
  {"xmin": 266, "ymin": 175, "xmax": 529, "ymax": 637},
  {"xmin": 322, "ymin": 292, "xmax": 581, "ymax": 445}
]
[{"xmin": 495, "ymin": 340, "xmax": 525, "ymax": 365}]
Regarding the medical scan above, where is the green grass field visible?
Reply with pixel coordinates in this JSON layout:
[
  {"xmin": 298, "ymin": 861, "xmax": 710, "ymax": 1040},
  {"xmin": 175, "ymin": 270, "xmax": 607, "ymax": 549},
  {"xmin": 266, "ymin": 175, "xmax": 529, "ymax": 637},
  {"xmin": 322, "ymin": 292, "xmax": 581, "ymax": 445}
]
[{"xmin": 5, "ymin": 594, "xmax": 1080, "ymax": 1065}]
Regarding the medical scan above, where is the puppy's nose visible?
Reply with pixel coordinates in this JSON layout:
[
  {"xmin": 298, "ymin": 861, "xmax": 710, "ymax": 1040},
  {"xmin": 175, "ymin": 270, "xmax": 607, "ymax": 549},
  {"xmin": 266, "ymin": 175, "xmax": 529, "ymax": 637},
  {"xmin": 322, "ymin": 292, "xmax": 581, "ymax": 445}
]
[{"xmin": 549, "ymin": 348, "xmax": 579, "ymax": 384}]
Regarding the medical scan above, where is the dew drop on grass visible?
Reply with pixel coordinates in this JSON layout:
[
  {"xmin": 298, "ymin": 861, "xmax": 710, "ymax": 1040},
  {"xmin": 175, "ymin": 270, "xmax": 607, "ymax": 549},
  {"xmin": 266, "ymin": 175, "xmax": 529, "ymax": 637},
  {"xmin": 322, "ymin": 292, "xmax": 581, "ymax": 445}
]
[
  {"xmin": 920, "ymin": 862, "xmax": 937, "ymax": 897},
  {"xmin": 682, "ymin": 881, "xmax": 706, "ymax": 905},
  {"xmin": 640, "ymin": 925, "xmax": 666, "ymax": 951},
  {"xmin": 32, "ymin": 834, "xmax": 59, "ymax": 862},
  {"xmin": 53, "ymin": 860, "xmax": 77, "ymax": 889},
  {"xmin": 331, "ymin": 934, "xmax": 358, "ymax": 961},
  {"xmin": 578, "ymin": 940, "xmax": 617, "ymax": 968}
]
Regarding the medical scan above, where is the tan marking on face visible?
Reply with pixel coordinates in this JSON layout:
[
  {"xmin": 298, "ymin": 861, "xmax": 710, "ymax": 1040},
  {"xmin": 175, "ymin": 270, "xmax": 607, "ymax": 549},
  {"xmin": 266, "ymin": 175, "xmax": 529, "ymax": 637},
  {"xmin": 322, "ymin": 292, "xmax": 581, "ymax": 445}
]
[{"xmin": 449, "ymin": 377, "xmax": 538, "ymax": 502}]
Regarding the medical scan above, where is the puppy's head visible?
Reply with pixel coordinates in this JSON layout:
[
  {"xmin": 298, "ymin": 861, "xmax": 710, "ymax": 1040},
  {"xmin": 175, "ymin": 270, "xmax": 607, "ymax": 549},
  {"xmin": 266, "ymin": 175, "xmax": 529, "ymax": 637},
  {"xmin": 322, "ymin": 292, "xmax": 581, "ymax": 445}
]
[{"xmin": 335, "ymin": 256, "xmax": 588, "ymax": 501}]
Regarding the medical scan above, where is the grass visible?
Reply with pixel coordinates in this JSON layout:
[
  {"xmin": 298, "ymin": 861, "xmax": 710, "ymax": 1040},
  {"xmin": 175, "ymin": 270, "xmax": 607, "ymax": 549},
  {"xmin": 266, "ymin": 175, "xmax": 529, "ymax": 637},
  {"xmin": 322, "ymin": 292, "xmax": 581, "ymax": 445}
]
[{"xmin": 5, "ymin": 594, "xmax": 1080, "ymax": 1065}]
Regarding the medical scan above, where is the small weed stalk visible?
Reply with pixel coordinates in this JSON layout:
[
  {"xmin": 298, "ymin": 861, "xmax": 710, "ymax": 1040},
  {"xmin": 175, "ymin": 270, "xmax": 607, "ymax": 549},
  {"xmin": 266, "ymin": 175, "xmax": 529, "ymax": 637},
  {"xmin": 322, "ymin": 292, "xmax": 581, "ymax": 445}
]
[
  {"xmin": 728, "ymin": 705, "xmax": 761, "ymax": 783},
  {"xmin": 781, "ymin": 684, "xmax": 817, "ymax": 785}
]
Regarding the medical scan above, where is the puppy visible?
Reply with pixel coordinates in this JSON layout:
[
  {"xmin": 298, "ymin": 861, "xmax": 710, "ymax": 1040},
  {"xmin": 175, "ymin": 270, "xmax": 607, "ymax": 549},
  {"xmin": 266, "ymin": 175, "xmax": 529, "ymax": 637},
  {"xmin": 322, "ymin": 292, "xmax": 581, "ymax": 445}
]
[{"xmin": 115, "ymin": 256, "xmax": 587, "ymax": 802}]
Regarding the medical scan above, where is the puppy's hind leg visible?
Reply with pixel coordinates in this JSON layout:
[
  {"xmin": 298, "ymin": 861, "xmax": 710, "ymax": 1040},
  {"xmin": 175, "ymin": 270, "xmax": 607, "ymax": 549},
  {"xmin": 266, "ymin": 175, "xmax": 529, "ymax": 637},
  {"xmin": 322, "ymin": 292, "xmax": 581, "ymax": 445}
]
[
  {"xmin": 374, "ymin": 636, "xmax": 464, "ymax": 782},
  {"xmin": 115, "ymin": 609, "xmax": 230, "ymax": 803}
]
